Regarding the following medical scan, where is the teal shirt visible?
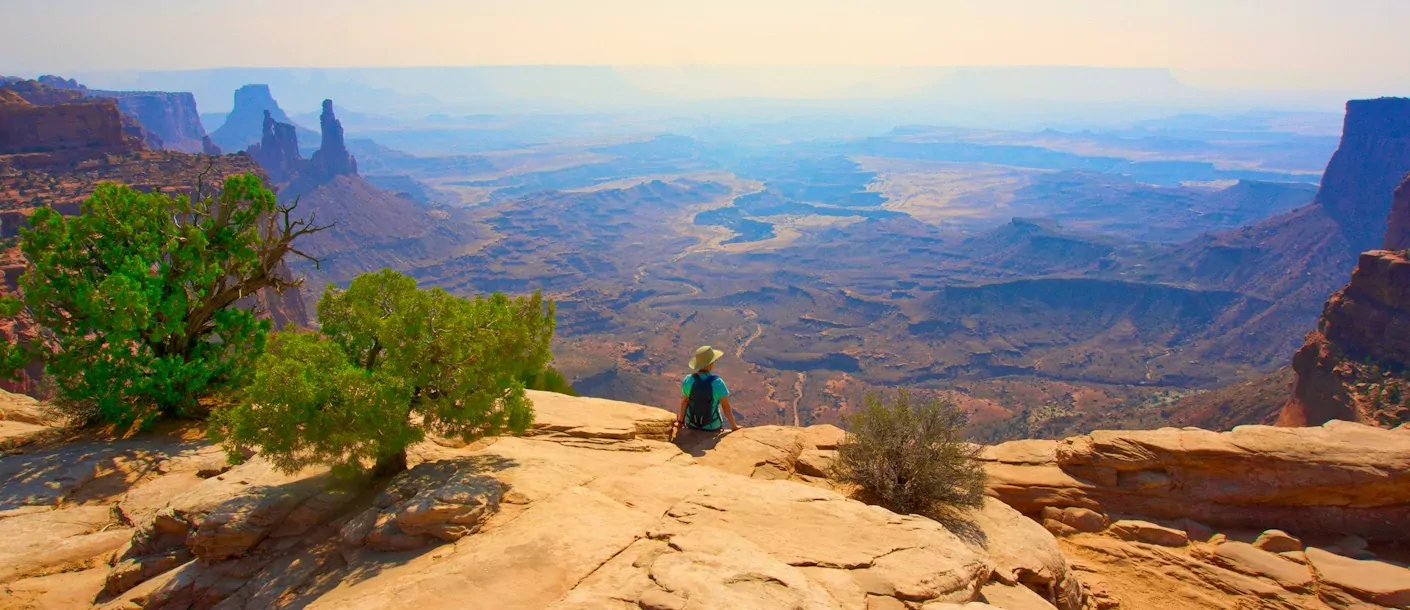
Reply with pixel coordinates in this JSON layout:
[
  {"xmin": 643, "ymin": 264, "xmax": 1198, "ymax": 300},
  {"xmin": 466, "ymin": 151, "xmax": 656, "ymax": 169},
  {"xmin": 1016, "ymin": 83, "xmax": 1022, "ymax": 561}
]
[{"xmin": 681, "ymin": 373, "xmax": 730, "ymax": 430}]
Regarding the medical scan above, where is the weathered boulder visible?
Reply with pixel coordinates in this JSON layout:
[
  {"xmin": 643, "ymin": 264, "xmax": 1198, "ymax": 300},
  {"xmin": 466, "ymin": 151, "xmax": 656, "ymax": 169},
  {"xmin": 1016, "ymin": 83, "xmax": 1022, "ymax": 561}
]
[
  {"xmin": 969, "ymin": 499, "xmax": 1085, "ymax": 610},
  {"xmin": 1253, "ymin": 529, "xmax": 1303, "ymax": 553},
  {"xmin": 1039, "ymin": 506, "xmax": 1107, "ymax": 534},
  {"xmin": 1061, "ymin": 535, "xmax": 1319, "ymax": 609},
  {"xmin": 105, "ymin": 456, "xmax": 353, "ymax": 597},
  {"xmin": 984, "ymin": 420, "xmax": 1410, "ymax": 541},
  {"xmin": 1195, "ymin": 541, "xmax": 1314, "ymax": 593},
  {"xmin": 1107, "ymin": 519, "xmax": 1188, "ymax": 547},
  {"xmin": 797, "ymin": 449, "xmax": 838, "ymax": 477},
  {"xmin": 0, "ymin": 566, "xmax": 112, "ymax": 610},
  {"xmin": 1305, "ymin": 547, "xmax": 1410, "ymax": 608},
  {"xmin": 297, "ymin": 392, "xmax": 1018, "ymax": 610},
  {"xmin": 680, "ymin": 425, "xmax": 809, "ymax": 479},
  {"xmin": 353, "ymin": 460, "xmax": 503, "ymax": 551},
  {"xmin": 804, "ymin": 424, "xmax": 847, "ymax": 450}
]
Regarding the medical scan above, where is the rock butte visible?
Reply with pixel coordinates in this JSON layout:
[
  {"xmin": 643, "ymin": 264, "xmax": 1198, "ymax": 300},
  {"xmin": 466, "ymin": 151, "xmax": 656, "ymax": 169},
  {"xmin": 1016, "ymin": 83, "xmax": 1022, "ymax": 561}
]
[{"xmin": 0, "ymin": 390, "xmax": 1407, "ymax": 609}]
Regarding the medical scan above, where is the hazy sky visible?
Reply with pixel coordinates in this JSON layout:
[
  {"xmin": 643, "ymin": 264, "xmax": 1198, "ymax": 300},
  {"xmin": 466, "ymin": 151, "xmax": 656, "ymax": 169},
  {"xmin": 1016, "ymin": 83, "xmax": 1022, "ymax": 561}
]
[{"xmin": 4, "ymin": 0, "xmax": 1409, "ymax": 91}]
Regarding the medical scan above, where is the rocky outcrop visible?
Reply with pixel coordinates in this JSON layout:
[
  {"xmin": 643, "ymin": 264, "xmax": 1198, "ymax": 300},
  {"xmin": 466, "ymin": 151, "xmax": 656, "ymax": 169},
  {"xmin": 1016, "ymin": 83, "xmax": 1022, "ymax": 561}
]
[
  {"xmin": 982, "ymin": 421, "xmax": 1410, "ymax": 542},
  {"xmin": 1386, "ymin": 172, "xmax": 1410, "ymax": 251},
  {"xmin": 0, "ymin": 81, "xmax": 139, "ymax": 157},
  {"xmin": 87, "ymin": 90, "xmax": 210, "ymax": 154},
  {"xmin": 1280, "ymin": 250, "xmax": 1410, "ymax": 427},
  {"xmin": 987, "ymin": 423, "xmax": 1410, "ymax": 609},
  {"xmin": 1279, "ymin": 172, "xmax": 1410, "ymax": 428},
  {"xmin": 0, "ymin": 390, "xmax": 1092, "ymax": 609},
  {"xmin": 15, "ymin": 388, "xmax": 1410, "ymax": 609},
  {"xmin": 246, "ymin": 110, "xmax": 303, "ymax": 183},
  {"xmin": 209, "ymin": 85, "xmax": 315, "ymax": 153},
  {"xmin": 304, "ymin": 100, "xmax": 357, "ymax": 183}
]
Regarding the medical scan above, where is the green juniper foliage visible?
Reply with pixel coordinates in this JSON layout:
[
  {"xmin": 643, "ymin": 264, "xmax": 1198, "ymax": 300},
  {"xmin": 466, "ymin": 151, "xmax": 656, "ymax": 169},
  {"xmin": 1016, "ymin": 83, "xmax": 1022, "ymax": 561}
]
[
  {"xmin": 15, "ymin": 175, "xmax": 324, "ymax": 426},
  {"xmin": 210, "ymin": 269, "xmax": 556, "ymax": 478},
  {"xmin": 831, "ymin": 390, "xmax": 987, "ymax": 515}
]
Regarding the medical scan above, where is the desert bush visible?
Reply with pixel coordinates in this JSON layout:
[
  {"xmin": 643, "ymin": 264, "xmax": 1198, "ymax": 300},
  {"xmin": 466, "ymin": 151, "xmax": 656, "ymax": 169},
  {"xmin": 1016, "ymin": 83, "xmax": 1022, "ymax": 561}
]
[
  {"xmin": 14, "ymin": 175, "xmax": 324, "ymax": 427},
  {"xmin": 831, "ymin": 390, "xmax": 987, "ymax": 515},
  {"xmin": 209, "ymin": 269, "xmax": 557, "ymax": 478}
]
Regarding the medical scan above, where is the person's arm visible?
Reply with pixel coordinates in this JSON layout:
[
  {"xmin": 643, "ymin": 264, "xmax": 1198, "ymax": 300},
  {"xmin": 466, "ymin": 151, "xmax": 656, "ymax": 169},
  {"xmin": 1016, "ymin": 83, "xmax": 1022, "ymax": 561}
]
[
  {"xmin": 720, "ymin": 396, "xmax": 741, "ymax": 431},
  {"xmin": 673, "ymin": 395, "xmax": 688, "ymax": 439}
]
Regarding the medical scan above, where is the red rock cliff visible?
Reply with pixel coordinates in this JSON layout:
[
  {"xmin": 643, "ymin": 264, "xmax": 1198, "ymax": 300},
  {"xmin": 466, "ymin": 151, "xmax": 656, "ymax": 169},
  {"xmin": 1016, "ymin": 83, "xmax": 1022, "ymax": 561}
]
[
  {"xmin": 0, "ymin": 83, "xmax": 139, "ymax": 157},
  {"xmin": 1279, "ymin": 173, "xmax": 1410, "ymax": 428}
]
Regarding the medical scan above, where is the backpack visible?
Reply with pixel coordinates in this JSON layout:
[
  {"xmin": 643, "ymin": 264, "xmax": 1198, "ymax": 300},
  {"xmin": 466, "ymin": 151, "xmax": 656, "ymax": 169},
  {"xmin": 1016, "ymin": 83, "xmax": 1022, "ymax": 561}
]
[{"xmin": 686, "ymin": 373, "xmax": 718, "ymax": 429}]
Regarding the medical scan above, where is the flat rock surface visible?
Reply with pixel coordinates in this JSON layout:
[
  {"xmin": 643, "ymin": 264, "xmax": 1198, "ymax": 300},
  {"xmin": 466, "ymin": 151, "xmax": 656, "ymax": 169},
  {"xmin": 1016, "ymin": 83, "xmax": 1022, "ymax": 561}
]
[
  {"xmin": 0, "ymin": 566, "xmax": 110, "ymax": 610},
  {"xmin": 0, "ymin": 506, "xmax": 129, "ymax": 583},
  {"xmin": 526, "ymin": 390, "xmax": 676, "ymax": 441}
]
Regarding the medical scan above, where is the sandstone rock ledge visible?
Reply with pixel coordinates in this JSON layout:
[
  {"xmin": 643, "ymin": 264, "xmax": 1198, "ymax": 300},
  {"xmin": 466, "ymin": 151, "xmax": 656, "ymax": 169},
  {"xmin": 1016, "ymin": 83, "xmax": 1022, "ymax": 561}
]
[
  {"xmin": 0, "ymin": 389, "xmax": 1085, "ymax": 610},
  {"xmin": 983, "ymin": 421, "xmax": 1410, "ymax": 609}
]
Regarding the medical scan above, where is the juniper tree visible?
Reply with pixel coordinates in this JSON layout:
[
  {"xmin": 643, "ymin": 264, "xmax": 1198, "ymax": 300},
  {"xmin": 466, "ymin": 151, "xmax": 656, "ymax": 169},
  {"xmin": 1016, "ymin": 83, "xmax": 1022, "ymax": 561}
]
[
  {"xmin": 14, "ymin": 174, "xmax": 325, "ymax": 426},
  {"xmin": 210, "ymin": 269, "xmax": 557, "ymax": 478}
]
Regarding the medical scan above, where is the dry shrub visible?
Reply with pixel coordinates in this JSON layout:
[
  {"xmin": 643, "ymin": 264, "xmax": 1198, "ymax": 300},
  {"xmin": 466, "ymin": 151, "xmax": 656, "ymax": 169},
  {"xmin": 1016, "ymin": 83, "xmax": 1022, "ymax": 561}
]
[{"xmin": 831, "ymin": 390, "xmax": 987, "ymax": 516}]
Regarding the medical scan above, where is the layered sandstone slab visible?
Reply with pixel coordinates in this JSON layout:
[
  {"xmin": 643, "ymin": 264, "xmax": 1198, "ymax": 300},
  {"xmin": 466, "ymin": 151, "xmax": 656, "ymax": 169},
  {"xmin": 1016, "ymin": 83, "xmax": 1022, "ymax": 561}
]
[
  {"xmin": 55, "ymin": 392, "xmax": 1086, "ymax": 610},
  {"xmin": 984, "ymin": 421, "xmax": 1410, "ymax": 542}
]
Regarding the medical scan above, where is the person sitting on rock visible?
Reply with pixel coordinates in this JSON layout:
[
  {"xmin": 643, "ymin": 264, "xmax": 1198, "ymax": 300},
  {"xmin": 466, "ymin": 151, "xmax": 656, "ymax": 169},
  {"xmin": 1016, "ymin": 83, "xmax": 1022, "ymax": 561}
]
[{"xmin": 673, "ymin": 345, "xmax": 741, "ymax": 439}]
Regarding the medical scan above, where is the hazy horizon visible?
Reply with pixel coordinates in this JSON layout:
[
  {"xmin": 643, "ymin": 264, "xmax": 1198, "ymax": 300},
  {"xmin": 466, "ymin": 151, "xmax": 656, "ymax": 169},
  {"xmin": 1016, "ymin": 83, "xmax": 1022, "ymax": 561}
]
[{"xmin": 5, "ymin": 0, "xmax": 1409, "ymax": 95}]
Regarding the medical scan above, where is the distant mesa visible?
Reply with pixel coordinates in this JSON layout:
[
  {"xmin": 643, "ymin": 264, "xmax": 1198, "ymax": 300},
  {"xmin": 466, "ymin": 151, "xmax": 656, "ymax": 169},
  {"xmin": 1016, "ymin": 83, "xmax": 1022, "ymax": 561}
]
[
  {"xmin": 86, "ymin": 89, "xmax": 212, "ymax": 154},
  {"xmin": 1154, "ymin": 97, "xmax": 1410, "ymax": 319},
  {"xmin": 210, "ymin": 84, "xmax": 317, "ymax": 153},
  {"xmin": 26, "ymin": 74, "xmax": 215, "ymax": 154},
  {"xmin": 1314, "ymin": 97, "xmax": 1410, "ymax": 253}
]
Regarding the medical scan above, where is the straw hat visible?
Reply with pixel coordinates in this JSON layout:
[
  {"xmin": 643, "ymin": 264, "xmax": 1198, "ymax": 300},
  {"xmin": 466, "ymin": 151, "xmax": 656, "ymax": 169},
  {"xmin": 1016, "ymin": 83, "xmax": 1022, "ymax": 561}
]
[{"xmin": 688, "ymin": 345, "xmax": 724, "ymax": 371}]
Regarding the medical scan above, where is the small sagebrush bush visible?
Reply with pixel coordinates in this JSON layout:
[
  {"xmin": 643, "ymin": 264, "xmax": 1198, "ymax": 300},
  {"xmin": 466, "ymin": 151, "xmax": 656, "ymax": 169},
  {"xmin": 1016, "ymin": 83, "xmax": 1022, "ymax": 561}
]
[{"xmin": 831, "ymin": 390, "xmax": 987, "ymax": 515}]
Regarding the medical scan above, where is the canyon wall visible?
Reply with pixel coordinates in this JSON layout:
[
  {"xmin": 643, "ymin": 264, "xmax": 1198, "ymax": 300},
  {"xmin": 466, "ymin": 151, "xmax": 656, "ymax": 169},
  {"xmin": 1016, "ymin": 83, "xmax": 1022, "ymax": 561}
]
[
  {"xmin": 0, "ymin": 83, "xmax": 136, "ymax": 157},
  {"xmin": 1279, "ymin": 173, "xmax": 1410, "ymax": 428},
  {"xmin": 88, "ymin": 90, "xmax": 211, "ymax": 154}
]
